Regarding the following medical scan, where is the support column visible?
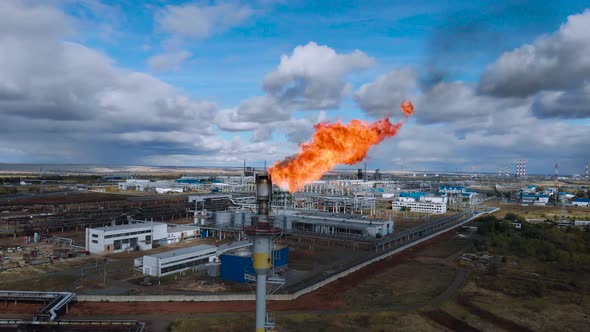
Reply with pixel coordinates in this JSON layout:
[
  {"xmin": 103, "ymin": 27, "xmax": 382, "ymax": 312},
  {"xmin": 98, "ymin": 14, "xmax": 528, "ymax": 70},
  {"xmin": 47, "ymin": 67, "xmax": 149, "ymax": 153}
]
[{"xmin": 255, "ymin": 273, "xmax": 267, "ymax": 332}]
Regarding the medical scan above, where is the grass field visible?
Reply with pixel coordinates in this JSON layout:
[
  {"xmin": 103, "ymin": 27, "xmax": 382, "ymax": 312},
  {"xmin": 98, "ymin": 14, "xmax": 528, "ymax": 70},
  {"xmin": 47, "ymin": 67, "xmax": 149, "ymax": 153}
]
[
  {"xmin": 0, "ymin": 273, "xmax": 78, "ymax": 291},
  {"xmin": 344, "ymin": 261, "xmax": 456, "ymax": 309},
  {"xmin": 486, "ymin": 199, "xmax": 590, "ymax": 221},
  {"xmin": 451, "ymin": 280, "xmax": 590, "ymax": 331},
  {"xmin": 415, "ymin": 237, "xmax": 472, "ymax": 259}
]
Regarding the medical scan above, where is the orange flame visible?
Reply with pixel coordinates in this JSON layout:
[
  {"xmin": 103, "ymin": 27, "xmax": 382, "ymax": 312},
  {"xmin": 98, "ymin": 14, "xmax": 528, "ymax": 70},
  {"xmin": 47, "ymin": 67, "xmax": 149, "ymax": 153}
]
[
  {"xmin": 401, "ymin": 99, "xmax": 414, "ymax": 117},
  {"xmin": 269, "ymin": 100, "xmax": 414, "ymax": 192}
]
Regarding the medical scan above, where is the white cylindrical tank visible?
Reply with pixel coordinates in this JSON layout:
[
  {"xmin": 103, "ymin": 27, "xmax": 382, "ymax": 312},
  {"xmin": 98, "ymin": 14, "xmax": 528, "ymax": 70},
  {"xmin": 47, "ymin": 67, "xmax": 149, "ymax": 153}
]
[
  {"xmin": 215, "ymin": 211, "xmax": 233, "ymax": 226},
  {"xmin": 234, "ymin": 210, "xmax": 252, "ymax": 226}
]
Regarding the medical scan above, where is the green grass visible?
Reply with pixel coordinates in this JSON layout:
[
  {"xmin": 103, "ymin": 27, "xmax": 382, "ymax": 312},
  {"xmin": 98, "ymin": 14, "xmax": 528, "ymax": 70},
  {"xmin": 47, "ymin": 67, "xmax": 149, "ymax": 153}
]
[
  {"xmin": 416, "ymin": 238, "xmax": 472, "ymax": 258},
  {"xmin": 344, "ymin": 262, "xmax": 456, "ymax": 309}
]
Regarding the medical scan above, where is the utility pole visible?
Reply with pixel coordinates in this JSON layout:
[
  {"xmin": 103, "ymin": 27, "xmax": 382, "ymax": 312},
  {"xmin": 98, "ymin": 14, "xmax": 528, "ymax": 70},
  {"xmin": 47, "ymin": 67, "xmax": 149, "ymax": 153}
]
[
  {"xmin": 555, "ymin": 163, "xmax": 560, "ymax": 204},
  {"xmin": 103, "ymin": 259, "xmax": 107, "ymax": 288}
]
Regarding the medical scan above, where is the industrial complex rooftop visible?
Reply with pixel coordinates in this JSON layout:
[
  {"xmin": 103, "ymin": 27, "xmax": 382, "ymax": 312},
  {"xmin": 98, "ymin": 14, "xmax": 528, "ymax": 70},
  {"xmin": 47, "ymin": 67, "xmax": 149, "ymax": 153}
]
[
  {"xmin": 148, "ymin": 244, "xmax": 216, "ymax": 260},
  {"xmin": 91, "ymin": 221, "xmax": 166, "ymax": 232}
]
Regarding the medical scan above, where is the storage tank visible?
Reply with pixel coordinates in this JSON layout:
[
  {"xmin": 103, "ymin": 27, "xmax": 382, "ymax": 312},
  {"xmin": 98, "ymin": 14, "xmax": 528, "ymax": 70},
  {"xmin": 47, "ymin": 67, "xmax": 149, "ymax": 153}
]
[
  {"xmin": 220, "ymin": 250, "xmax": 254, "ymax": 283},
  {"xmin": 215, "ymin": 211, "xmax": 233, "ymax": 226},
  {"xmin": 206, "ymin": 262, "xmax": 221, "ymax": 277},
  {"xmin": 234, "ymin": 210, "xmax": 252, "ymax": 226}
]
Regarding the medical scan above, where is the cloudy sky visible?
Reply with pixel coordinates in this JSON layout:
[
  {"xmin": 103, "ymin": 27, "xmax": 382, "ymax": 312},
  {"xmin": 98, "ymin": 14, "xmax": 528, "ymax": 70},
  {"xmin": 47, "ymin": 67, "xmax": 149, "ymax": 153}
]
[{"xmin": 1, "ymin": 0, "xmax": 589, "ymax": 175}]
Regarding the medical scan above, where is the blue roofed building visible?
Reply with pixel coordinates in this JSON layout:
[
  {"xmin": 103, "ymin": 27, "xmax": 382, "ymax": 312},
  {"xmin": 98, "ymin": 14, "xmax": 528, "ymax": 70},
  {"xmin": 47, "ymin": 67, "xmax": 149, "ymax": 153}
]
[
  {"xmin": 572, "ymin": 198, "xmax": 590, "ymax": 207},
  {"xmin": 439, "ymin": 186, "xmax": 465, "ymax": 195},
  {"xmin": 399, "ymin": 192, "xmax": 428, "ymax": 200},
  {"xmin": 176, "ymin": 177, "xmax": 201, "ymax": 184},
  {"xmin": 520, "ymin": 192, "xmax": 550, "ymax": 206}
]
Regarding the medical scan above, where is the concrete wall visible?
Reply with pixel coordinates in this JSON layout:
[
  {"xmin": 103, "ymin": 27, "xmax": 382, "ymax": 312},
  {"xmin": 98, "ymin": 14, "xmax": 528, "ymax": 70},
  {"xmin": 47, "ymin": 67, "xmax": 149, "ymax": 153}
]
[{"xmin": 77, "ymin": 294, "xmax": 257, "ymax": 302}]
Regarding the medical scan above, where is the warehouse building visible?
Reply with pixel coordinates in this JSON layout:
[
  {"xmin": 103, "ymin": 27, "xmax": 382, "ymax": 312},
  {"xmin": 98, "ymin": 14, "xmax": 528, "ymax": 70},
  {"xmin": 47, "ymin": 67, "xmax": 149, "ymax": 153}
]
[
  {"xmin": 86, "ymin": 222, "xmax": 203, "ymax": 254},
  {"xmin": 142, "ymin": 240, "xmax": 251, "ymax": 277},
  {"xmin": 392, "ymin": 195, "xmax": 447, "ymax": 214},
  {"xmin": 117, "ymin": 179, "xmax": 150, "ymax": 191},
  {"xmin": 289, "ymin": 217, "xmax": 392, "ymax": 238},
  {"xmin": 85, "ymin": 222, "xmax": 168, "ymax": 254},
  {"xmin": 142, "ymin": 244, "xmax": 216, "ymax": 277},
  {"xmin": 280, "ymin": 212, "xmax": 394, "ymax": 238},
  {"xmin": 165, "ymin": 224, "xmax": 201, "ymax": 244},
  {"xmin": 572, "ymin": 198, "xmax": 590, "ymax": 207},
  {"xmin": 520, "ymin": 193, "xmax": 550, "ymax": 206},
  {"xmin": 439, "ymin": 186, "xmax": 465, "ymax": 195}
]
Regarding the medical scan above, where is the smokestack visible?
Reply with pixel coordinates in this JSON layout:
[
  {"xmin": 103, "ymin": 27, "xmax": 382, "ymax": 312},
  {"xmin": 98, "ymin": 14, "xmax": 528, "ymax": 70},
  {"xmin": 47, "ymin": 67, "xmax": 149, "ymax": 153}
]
[
  {"xmin": 245, "ymin": 172, "xmax": 281, "ymax": 332},
  {"xmin": 555, "ymin": 163, "xmax": 560, "ymax": 197}
]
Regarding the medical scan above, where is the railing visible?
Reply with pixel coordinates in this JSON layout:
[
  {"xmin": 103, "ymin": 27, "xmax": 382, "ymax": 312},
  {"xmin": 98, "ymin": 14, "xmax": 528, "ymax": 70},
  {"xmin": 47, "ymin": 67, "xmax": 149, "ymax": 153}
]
[
  {"xmin": 375, "ymin": 207, "xmax": 475, "ymax": 248},
  {"xmin": 0, "ymin": 290, "xmax": 75, "ymax": 321},
  {"xmin": 287, "ymin": 228, "xmax": 375, "ymax": 243}
]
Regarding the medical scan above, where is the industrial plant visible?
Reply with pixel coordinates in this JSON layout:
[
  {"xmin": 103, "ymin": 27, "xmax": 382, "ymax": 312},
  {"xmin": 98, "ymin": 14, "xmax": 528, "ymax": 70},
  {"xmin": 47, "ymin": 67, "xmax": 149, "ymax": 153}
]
[{"xmin": 0, "ymin": 157, "xmax": 589, "ymax": 331}]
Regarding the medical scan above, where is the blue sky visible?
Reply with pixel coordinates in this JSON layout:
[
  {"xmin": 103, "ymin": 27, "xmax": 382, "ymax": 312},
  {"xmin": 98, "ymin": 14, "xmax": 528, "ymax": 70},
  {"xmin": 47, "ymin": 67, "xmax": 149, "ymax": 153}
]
[
  {"xmin": 68, "ymin": 1, "xmax": 586, "ymax": 101},
  {"xmin": 0, "ymin": 0, "xmax": 589, "ymax": 174}
]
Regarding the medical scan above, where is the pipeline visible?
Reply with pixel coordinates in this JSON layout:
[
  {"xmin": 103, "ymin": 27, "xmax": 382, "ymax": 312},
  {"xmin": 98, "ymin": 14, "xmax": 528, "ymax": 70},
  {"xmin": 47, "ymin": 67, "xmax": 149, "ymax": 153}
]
[{"xmin": 0, "ymin": 290, "xmax": 75, "ymax": 321}]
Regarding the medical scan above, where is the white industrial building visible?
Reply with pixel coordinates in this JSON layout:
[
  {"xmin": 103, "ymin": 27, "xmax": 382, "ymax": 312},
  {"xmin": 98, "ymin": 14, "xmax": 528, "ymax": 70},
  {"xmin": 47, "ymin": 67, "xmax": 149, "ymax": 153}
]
[
  {"xmin": 142, "ymin": 244, "xmax": 217, "ymax": 277},
  {"xmin": 141, "ymin": 240, "xmax": 251, "ymax": 277},
  {"xmin": 392, "ymin": 196, "xmax": 447, "ymax": 214},
  {"xmin": 155, "ymin": 188, "xmax": 184, "ymax": 194},
  {"xmin": 521, "ymin": 194, "xmax": 550, "ymax": 206},
  {"xmin": 287, "ymin": 212, "xmax": 394, "ymax": 238},
  {"xmin": 85, "ymin": 222, "xmax": 168, "ymax": 254},
  {"xmin": 118, "ymin": 179, "xmax": 150, "ymax": 191},
  {"xmin": 118, "ymin": 179, "xmax": 186, "ymax": 193},
  {"xmin": 439, "ymin": 186, "xmax": 465, "ymax": 195},
  {"xmin": 165, "ymin": 224, "xmax": 200, "ymax": 244},
  {"xmin": 572, "ymin": 198, "xmax": 590, "ymax": 207},
  {"xmin": 86, "ymin": 222, "xmax": 203, "ymax": 254}
]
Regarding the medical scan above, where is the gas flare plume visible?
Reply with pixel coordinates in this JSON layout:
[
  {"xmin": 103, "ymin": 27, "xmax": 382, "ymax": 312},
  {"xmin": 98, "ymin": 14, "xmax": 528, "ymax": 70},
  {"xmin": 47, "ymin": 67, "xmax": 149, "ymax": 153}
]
[
  {"xmin": 401, "ymin": 99, "xmax": 414, "ymax": 117},
  {"xmin": 269, "ymin": 100, "xmax": 414, "ymax": 192}
]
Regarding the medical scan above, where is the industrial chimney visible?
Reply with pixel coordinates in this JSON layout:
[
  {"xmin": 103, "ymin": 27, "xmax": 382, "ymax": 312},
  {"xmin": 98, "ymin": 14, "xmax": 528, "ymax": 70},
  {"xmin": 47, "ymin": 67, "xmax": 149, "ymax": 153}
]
[{"xmin": 245, "ymin": 172, "xmax": 281, "ymax": 332}]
